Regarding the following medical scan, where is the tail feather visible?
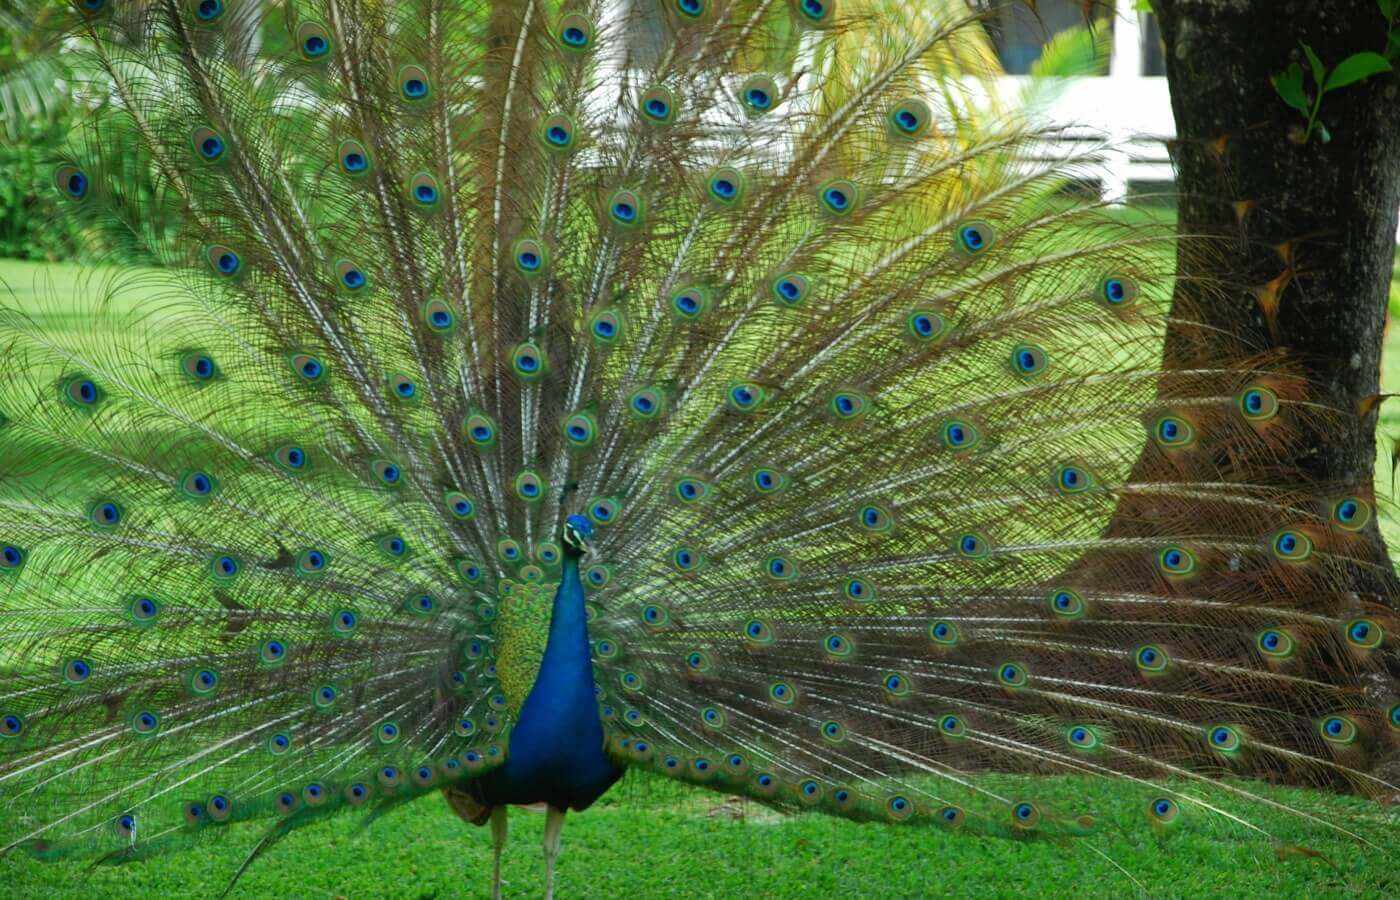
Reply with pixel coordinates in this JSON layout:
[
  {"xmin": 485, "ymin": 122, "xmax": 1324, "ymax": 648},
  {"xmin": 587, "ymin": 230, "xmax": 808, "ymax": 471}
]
[{"xmin": 0, "ymin": 0, "xmax": 1394, "ymax": 879}]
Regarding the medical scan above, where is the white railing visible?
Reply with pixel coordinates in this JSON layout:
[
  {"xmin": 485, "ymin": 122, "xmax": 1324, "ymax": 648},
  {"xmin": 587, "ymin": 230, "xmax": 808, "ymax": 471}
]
[{"xmin": 1004, "ymin": 1, "xmax": 1399, "ymax": 241}]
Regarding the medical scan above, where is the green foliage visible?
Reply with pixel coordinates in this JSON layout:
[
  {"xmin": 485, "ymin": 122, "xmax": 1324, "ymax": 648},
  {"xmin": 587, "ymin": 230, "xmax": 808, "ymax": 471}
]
[
  {"xmin": 1384, "ymin": 0, "xmax": 1400, "ymax": 59},
  {"xmin": 1030, "ymin": 18, "xmax": 1112, "ymax": 78},
  {"xmin": 0, "ymin": 115, "xmax": 87, "ymax": 261},
  {"xmin": 1271, "ymin": 3, "xmax": 1397, "ymax": 143},
  {"xmin": 0, "ymin": 0, "xmax": 74, "ymax": 141}
]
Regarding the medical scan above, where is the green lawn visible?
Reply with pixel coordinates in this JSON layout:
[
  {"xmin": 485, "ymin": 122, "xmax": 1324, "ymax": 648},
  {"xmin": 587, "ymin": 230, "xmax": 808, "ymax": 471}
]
[
  {"xmin": 1, "ymin": 256, "xmax": 1399, "ymax": 897},
  {"xmin": 7, "ymin": 774, "xmax": 1398, "ymax": 898}
]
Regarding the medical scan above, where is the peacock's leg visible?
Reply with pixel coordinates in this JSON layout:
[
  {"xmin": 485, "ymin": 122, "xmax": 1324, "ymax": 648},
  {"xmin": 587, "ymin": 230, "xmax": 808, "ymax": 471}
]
[
  {"xmin": 490, "ymin": 806, "xmax": 508, "ymax": 900},
  {"xmin": 541, "ymin": 805, "xmax": 566, "ymax": 900}
]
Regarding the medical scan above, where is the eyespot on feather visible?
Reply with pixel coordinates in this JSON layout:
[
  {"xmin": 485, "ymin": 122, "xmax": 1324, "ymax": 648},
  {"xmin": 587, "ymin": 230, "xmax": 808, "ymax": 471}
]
[
  {"xmin": 739, "ymin": 75, "xmax": 779, "ymax": 115},
  {"xmin": 638, "ymin": 85, "xmax": 678, "ymax": 126},
  {"xmin": 557, "ymin": 14, "xmax": 596, "ymax": 51},
  {"xmin": 398, "ymin": 64, "xmax": 432, "ymax": 102},
  {"xmin": 296, "ymin": 22, "xmax": 332, "ymax": 60},
  {"xmin": 190, "ymin": 126, "xmax": 227, "ymax": 163},
  {"xmin": 53, "ymin": 164, "xmax": 90, "ymax": 201},
  {"xmin": 887, "ymin": 97, "xmax": 931, "ymax": 139},
  {"xmin": 792, "ymin": 0, "xmax": 837, "ymax": 28}
]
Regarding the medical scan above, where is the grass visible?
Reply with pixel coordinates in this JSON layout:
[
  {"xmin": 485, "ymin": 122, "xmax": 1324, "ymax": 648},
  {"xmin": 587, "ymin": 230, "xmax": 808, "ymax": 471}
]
[
  {"xmin": 2, "ymin": 254, "xmax": 1400, "ymax": 898},
  {"xmin": 7, "ymin": 774, "xmax": 1398, "ymax": 898}
]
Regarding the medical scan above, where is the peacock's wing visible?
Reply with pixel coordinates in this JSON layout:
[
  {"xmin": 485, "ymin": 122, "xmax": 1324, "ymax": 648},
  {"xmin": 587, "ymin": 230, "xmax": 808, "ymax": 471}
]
[{"xmin": 0, "ymin": 0, "xmax": 1394, "ymax": 874}]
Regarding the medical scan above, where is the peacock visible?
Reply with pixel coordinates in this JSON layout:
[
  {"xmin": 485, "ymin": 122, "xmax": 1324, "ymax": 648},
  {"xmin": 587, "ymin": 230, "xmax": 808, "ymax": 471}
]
[{"xmin": 1, "ymin": 0, "xmax": 1397, "ymax": 896}]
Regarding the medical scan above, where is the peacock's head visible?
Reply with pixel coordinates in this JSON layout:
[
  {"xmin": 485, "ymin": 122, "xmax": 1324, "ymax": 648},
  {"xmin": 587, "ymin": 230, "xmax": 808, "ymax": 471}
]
[{"xmin": 561, "ymin": 514, "xmax": 594, "ymax": 559}]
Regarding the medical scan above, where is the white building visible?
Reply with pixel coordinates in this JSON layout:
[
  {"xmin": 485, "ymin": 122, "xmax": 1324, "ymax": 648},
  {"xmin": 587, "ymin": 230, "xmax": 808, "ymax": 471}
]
[{"xmin": 984, "ymin": 0, "xmax": 1399, "ymax": 240}]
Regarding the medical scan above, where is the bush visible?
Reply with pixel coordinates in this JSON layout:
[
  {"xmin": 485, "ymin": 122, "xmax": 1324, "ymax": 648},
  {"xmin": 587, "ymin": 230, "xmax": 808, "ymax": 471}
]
[{"xmin": 0, "ymin": 112, "xmax": 90, "ymax": 261}]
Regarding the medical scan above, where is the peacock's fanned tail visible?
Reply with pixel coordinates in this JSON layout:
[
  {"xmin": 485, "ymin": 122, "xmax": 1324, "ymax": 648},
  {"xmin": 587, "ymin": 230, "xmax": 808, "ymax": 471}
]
[{"xmin": 0, "ymin": 0, "xmax": 1395, "ymax": 871}]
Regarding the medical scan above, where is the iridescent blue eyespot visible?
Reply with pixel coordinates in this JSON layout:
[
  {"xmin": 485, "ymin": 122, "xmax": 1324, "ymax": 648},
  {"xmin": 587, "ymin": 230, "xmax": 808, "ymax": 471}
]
[
  {"xmin": 332, "ymin": 609, "xmax": 358, "ymax": 635},
  {"xmin": 1238, "ymin": 386, "xmax": 1279, "ymax": 421},
  {"xmin": 1068, "ymin": 725, "xmax": 1099, "ymax": 750},
  {"xmin": 727, "ymin": 382, "xmax": 764, "ymax": 411},
  {"xmin": 297, "ymin": 23, "xmax": 332, "ymax": 60},
  {"xmin": 55, "ymin": 165, "xmax": 89, "ymax": 200},
  {"xmin": 539, "ymin": 114, "xmax": 575, "ymax": 153},
  {"xmin": 941, "ymin": 420, "xmax": 979, "ymax": 450},
  {"xmin": 819, "ymin": 181, "xmax": 858, "ymax": 215},
  {"xmin": 953, "ymin": 220, "xmax": 995, "ymax": 256},
  {"xmin": 1135, "ymin": 644, "xmax": 1169, "ymax": 673},
  {"xmin": 1153, "ymin": 417, "xmax": 1185, "ymax": 446},
  {"xmin": 0, "ymin": 545, "xmax": 22, "ymax": 572},
  {"xmin": 1345, "ymin": 618, "xmax": 1382, "ymax": 649},
  {"xmin": 1101, "ymin": 276, "xmax": 1136, "ymax": 305},
  {"xmin": 672, "ymin": 547, "xmax": 700, "ymax": 572},
  {"xmin": 192, "ymin": 127, "xmax": 226, "ymax": 161},
  {"xmin": 1046, "ymin": 588, "xmax": 1085, "ymax": 620},
  {"xmin": 1330, "ymin": 497, "xmax": 1370, "ymax": 531},
  {"xmin": 63, "ymin": 375, "xmax": 101, "ymax": 407},
  {"xmin": 887, "ymin": 98, "xmax": 931, "ymax": 139},
  {"xmin": 64, "ymin": 658, "xmax": 92, "ymax": 684},
  {"xmin": 558, "ymin": 14, "xmax": 594, "ymax": 50},
  {"xmin": 997, "ymin": 662, "xmax": 1027, "ymax": 687},
  {"xmin": 929, "ymin": 620, "xmax": 958, "ymax": 645},
  {"xmin": 882, "ymin": 671, "xmax": 910, "ymax": 697},
  {"xmin": 797, "ymin": 0, "xmax": 832, "ymax": 25},
  {"xmin": 843, "ymin": 577, "xmax": 874, "ymax": 602},
  {"xmin": 1055, "ymin": 464, "xmax": 1092, "ymax": 494},
  {"xmin": 1272, "ymin": 529, "xmax": 1312, "ymax": 562},
  {"xmin": 591, "ymin": 311, "xmax": 621, "ymax": 342},
  {"xmin": 1011, "ymin": 802, "xmax": 1039, "ymax": 828},
  {"xmin": 313, "ymin": 684, "xmax": 338, "ymax": 708},
  {"xmin": 196, "ymin": 1, "xmax": 225, "ymax": 23},
  {"xmin": 1319, "ymin": 715, "xmax": 1357, "ymax": 744},
  {"xmin": 1148, "ymin": 797, "xmax": 1179, "ymax": 824},
  {"xmin": 1012, "ymin": 344, "xmax": 1047, "ymax": 376},
  {"xmin": 182, "ymin": 353, "xmax": 217, "ymax": 382},
  {"xmin": 674, "ymin": 478, "xmax": 707, "ymax": 502},
  {"xmin": 740, "ymin": 75, "xmax": 779, "ymax": 115},
  {"xmin": 1157, "ymin": 545, "xmax": 1197, "ymax": 577},
  {"xmin": 743, "ymin": 619, "xmax": 773, "ymax": 645},
  {"xmin": 708, "ymin": 170, "xmax": 741, "ymax": 204},
  {"xmin": 1255, "ymin": 628, "xmax": 1292, "ymax": 659},
  {"xmin": 640, "ymin": 87, "xmax": 676, "ymax": 124},
  {"xmin": 1207, "ymin": 724, "xmax": 1241, "ymax": 752},
  {"xmin": 190, "ymin": 668, "xmax": 219, "ymax": 694},
  {"xmin": 823, "ymin": 633, "xmax": 851, "ymax": 657},
  {"xmin": 956, "ymin": 532, "xmax": 988, "ymax": 558},
  {"xmin": 373, "ymin": 459, "xmax": 401, "ymax": 485},
  {"xmin": 399, "ymin": 65, "xmax": 431, "ymax": 101},
  {"xmin": 90, "ymin": 501, "xmax": 122, "ymax": 527}
]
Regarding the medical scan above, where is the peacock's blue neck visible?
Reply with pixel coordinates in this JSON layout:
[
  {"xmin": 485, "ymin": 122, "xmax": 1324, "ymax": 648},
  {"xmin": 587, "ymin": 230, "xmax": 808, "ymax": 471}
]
[
  {"xmin": 526, "ymin": 557, "xmax": 593, "ymax": 711},
  {"xmin": 476, "ymin": 555, "xmax": 621, "ymax": 810}
]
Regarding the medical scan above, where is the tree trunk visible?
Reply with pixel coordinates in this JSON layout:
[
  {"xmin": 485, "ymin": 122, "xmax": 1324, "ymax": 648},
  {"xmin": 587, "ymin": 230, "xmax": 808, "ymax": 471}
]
[{"xmin": 1149, "ymin": 0, "xmax": 1400, "ymax": 596}]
